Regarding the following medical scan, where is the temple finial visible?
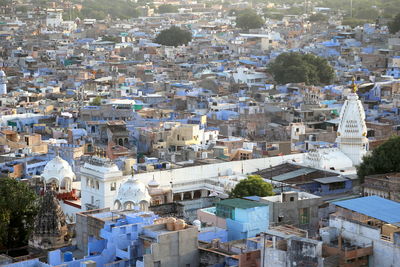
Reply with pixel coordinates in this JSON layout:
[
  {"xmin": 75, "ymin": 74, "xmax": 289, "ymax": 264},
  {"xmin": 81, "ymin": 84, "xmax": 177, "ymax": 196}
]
[{"xmin": 351, "ymin": 76, "xmax": 358, "ymax": 93}]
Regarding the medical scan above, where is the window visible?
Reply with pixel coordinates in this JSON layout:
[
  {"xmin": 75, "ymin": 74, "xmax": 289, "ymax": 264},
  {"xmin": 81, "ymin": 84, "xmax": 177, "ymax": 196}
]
[
  {"xmin": 154, "ymin": 261, "xmax": 161, "ymax": 267},
  {"xmin": 278, "ymin": 215, "xmax": 284, "ymax": 223},
  {"xmin": 290, "ymin": 197, "xmax": 294, "ymax": 202},
  {"xmin": 110, "ymin": 182, "xmax": 117, "ymax": 191},
  {"xmin": 329, "ymin": 182, "xmax": 345, "ymax": 191},
  {"xmin": 299, "ymin": 208, "xmax": 310, "ymax": 225}
]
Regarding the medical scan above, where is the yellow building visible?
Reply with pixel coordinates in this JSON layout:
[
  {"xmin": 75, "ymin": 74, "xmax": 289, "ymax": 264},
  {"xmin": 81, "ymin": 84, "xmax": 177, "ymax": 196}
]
[{"xmin": 167, "ymin": 124, "xmax": 201, "ymax": 149}]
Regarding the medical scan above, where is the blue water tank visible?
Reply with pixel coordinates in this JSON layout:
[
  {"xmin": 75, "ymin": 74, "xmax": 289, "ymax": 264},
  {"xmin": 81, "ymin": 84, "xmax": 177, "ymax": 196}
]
[{"xmin": 64, "ymin": 251, "xmax": 73, "ymax": 262}]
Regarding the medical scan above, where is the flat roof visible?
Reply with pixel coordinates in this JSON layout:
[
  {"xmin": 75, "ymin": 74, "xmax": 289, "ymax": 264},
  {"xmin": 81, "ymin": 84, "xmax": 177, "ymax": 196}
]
[
  {"xmin": 217, "ymin": 198, "xmax": 268, "ymax": 209},
  {"xmin": 314, "ymin": 176, "xmax": 348, "ymax": 184},
  {"xmin": 333, "ymin": 196, "xmax": 400, "ymax": 224}
]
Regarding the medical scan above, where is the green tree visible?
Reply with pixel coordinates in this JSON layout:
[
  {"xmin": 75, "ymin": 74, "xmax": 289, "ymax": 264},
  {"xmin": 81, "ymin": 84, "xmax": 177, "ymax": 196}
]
[
  {"xmin": 155, "ymin": 26, "xmax": 192, "ymax": 47},
  {"xmin": 90, "ymin": 96, "xmax": 102, "ymax": 106},
  {"xmin": 268, "ymin": 52, "xmax": 335, "ymax": 85},
  {"xmin": 235, "ymin": 9, "xmax": 264, "ymax": 31},
  {"xmin": 230, "ymin": 175, "xmax": 274, "ymax": 198},
  {"xmin": 0, "ymin": 178, "xmax": 38, "ymax": 249},
  {"xmin": 102, "ymin": 35, "xmax": 120, "ymax": 43},
  {"xmin": 388, "ymin": 13, "xmax": 400, "ymax": 34},
  {"xmin": 157, "ymin": 4, "xmax": 178, "ymax": 14},
  {"xmin": 357, "ymin": 136, "xmax": 400, "ymax": 183}
]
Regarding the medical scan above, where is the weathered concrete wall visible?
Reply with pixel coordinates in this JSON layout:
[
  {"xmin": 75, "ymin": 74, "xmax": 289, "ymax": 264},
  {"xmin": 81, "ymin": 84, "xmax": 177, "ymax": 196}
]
[
  {"xmin": 263, "ymin": 195, "xmax": 322, "ymax": 232},
  {"xmin": 329, "ymin": 216, "xmax": 400, "ymax": 267},
  {"xmin": 264, "ymin": 247, "xmax": 287, "ymax": 267},
  {"xmin": 143, "ymin": 226, "xmax": 199, "ymax": 267},
  {"xmin": 287, "ymin": 238, "xmax": 322, "ymax": 267},
  {"xmin": 134, "ymin": 154, "xmax": 303, "ymax": 189}
]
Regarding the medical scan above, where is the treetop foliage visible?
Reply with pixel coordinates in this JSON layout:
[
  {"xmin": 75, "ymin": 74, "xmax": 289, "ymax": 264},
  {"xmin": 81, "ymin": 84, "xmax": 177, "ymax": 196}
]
[
  {"xmin": 357, "ymin": 136, "xmax": 400, "ymax": 182},
  {"xmin": 388, "ymin": 13, "xmax": 400, "ymax": 34},
  {"xmin": 90, "ymin": 96, "xmax": 102, "ymax": 106},
  {"xmin": 235, "ymin": 9, "xmax": 264, "ymax": 31},
  {"xmin": 268, "ymin": 52, "xmax": 335, "ymax": 85},
  {"xmin": 0, "ymin": 178, "xmax": 38, "ymax": 249},
  {"xmin": 155, "ymin": 26, "xmax": 192, "ymax": 47},
  {"xmin": 229, "ymin": 175, "xmax": 274, "ymax": 198}
]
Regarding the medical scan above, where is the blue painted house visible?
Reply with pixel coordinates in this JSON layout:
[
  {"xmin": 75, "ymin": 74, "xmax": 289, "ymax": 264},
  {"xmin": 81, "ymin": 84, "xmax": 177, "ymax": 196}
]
[
  {"xmin": 215, "ymin": 198, "xmax": 269, "ymax": 241},
  {"xmin": 299, "ymin": 176, "xmax": 353, "ymax": 196}
]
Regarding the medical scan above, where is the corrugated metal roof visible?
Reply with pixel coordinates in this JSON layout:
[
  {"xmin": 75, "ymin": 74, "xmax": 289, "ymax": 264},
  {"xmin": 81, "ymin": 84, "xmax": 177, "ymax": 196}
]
[
  {"xmin": 272, "ymin": 168, "xmax": 315, "ymax": 182},
  {"xmin": 314, "ymin": 176, "xmax": 348, "ymax": 184},
  {"xmin": 333, "ymin": 196, "xmax": 400, "ymax": 224}
]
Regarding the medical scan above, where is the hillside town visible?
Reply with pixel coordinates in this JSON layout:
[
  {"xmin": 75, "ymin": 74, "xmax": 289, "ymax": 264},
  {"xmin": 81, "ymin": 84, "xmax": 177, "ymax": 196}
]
[{"xmin": 1, "ymin": 0, "xmax": 400, "ymax": 266}]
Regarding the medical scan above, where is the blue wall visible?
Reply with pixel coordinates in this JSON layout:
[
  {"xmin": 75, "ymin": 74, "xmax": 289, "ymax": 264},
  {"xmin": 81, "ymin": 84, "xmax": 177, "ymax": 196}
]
[
  {"xmin": 299, "ymin": 180, "xmax": 353, "ymax": 196},
  {"xmin": 226, "ymin": 206, "xmax": 269, "ymax": 241}
]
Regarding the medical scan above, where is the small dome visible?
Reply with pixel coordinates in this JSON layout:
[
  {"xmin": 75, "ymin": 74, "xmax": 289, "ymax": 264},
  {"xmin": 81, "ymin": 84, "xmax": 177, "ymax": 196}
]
[
  {"xmin": 148, "ymin": 177, "xmax": 160, "ymax": 188},
  {"xmin": 0, "ymin": 70, "xmax": 5, "ymax": 77},
  {"xmin": 42, "ymin": 156, "xmax": 75, "ymax": 185},
  {"xmin": 115, "ymin": 177, "xmax": 151, "ymax": 209}
]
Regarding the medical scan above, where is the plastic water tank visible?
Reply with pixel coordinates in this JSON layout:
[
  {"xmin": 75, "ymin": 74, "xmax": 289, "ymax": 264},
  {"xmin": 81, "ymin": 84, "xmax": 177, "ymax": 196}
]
[{"xmin": 64, "ymin": 251, "xmax": 73, "ymax": 262}]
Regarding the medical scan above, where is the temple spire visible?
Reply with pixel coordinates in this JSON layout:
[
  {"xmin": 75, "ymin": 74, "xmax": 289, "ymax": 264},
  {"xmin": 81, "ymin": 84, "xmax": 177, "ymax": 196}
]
[{"xmin": 336, "ymin": 78, "xmax": 368, "ymax": 165}]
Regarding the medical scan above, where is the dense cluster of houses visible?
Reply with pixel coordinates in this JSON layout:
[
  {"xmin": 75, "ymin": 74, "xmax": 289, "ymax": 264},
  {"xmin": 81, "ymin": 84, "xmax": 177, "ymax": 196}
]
[{"xmin": 1, "ymin": 0, "xmax": 400, "ymax": 266}]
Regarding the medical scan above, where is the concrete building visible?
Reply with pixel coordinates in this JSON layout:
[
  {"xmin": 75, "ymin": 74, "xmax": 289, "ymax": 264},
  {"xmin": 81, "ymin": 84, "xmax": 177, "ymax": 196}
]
[
  {"xmin": 62, "ymin": 209, "xmax": 158, "ymax": 266},
  {"xmin": 46, "ymin": 9, "xmax": 63, "ymax": 28},
  {"xmin": 319, "ymin": 227, "xmax": 373, "ymax": 267},
  {"xmin": 199, "ymin": 238, "xmax": 262, "ymax": 267},
  {"xmin": 260, "ymin": 227, "xmax": 323, "ymax": 267},
  {"xmin": 80, "ymin": 157, "xmax": 123, "ymax": 210},
  {"xmin": 198, "ymin": 198, "xmax": 269, "ymax": 241},
  {"xmin": 362, "ymin": 173, "xmax": 400, "ymax": 202},
  {"xmin": 139, "ymin": 220, "xmax": 199, "ymax": 267},
  {"xmin": 260, "ymin": 191, "xmax": 322, "ymax": 233},
  {"xmin": 330, "ymin": 196, "xmax": 400, "ymax": 267}
]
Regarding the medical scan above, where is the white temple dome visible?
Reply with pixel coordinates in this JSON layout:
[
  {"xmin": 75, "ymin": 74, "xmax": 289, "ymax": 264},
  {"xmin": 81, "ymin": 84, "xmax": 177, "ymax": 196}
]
[
  {"xmin": 0, "ymin": 70, "xmax": 5, "ymax": 77},
  {"xmin": 41, "ymin": 156, "xmax": 75, "ymax": 191},
  {"xmin": 115, "ymin": 177, "xmax": 151, "ymax": 210},
  {"xmin": 304, "ymin": 148, "xmax": 353, "ymax": 170}
]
